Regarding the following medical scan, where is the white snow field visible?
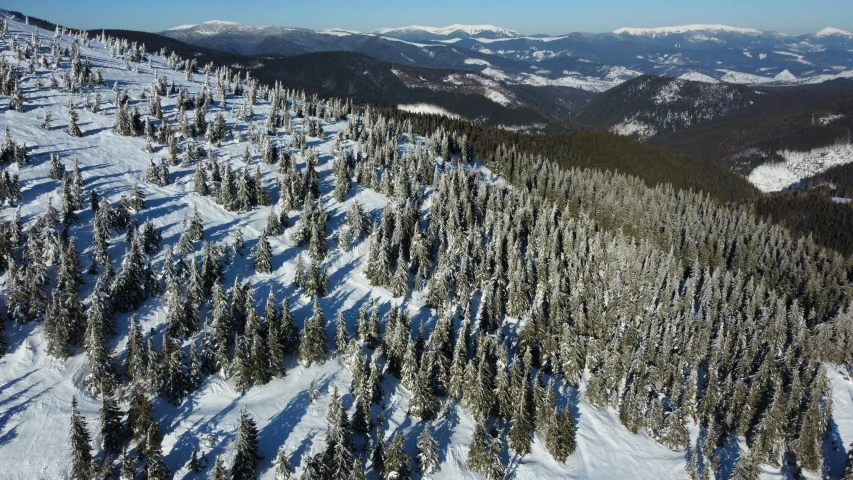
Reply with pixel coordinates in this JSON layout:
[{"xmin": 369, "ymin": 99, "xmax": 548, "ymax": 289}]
[
  {"xmin": 748, "ymin": 143, "xmax": 853, "ymax": 192},
  {"xmin": 0, "ymin": 16, "xmax": 849, "ymax": 480},
  {"xmin": 397, "ymin": 104, "xmax": 462, "ymax": 119}
]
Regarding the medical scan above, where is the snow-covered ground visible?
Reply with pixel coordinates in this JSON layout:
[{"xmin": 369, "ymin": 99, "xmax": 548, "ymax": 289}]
[
  {"xmin": 677, "ymin": 71, "xmax": 720, "ymax": 84},
  {"xmin": 748, "ymin": 143, "xmax": 853, "ymax": 192},
  {"xmin": 611, "ymin": 118, "xmax": 658, "ymax": 140},
  {"xmin": 0, "ymin": 16, "xmax": 851, "ymax": 480},
  {"xmin": 397, "ymin": 104, "xmax": 461, "ymax": 119}
]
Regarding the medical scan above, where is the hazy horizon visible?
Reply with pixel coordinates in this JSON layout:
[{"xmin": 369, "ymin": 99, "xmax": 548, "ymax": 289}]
[{"xmin": 4, "ymin": 0, "xmax": 853, "ymax": 36}]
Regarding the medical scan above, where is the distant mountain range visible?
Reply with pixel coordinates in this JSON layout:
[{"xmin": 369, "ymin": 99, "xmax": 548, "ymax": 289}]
[{"xmin": 161, "ymin": 22, "xmax": 853, "ymax": 91}]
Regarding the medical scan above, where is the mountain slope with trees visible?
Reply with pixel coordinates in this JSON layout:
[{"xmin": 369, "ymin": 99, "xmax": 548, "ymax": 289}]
[{"xmin": 1, "ymin": 13, "xmax": 853, "ymax": 480}]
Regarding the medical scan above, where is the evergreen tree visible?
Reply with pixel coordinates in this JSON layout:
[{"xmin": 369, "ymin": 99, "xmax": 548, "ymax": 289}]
[
  {"xmin": 334, "ymin": 312, "xmax": 349, "ymax": 356},
  {"xmin": 125, "ymin": 316, "xmax": 147, "ymax": 381},
  {"xmin": 165, "ymin": 278, "xmax": 190, "ymax": 338},
  {"xmin": 485, "ymin": 436, "xmax": 506, "ymax": 480},
  {"xmin": 372, "ymin": 425, "xmax": 386, "ymax": 476},
  {"xmin": 267, "ymin": 301, "xmax": 286, "ymax": 378},
  {"xmin": 233, "ymin": 336, "xmax": 252, "ymax": 395},
  {"xmin": 300, "ymin": 298, "xmax": 327, "ymax": 367},
  {"xmin": 391, "ymin": 253, "xmax": 410, "ymax": 298},
  {"xmin": 274, "ymin": 448, "xmax": 293, "ymax": 480},
  {"xmin": 280, "ymin": 298, "xmax": 300, "ymax": 356},
  {"xmin": 121, "ymin": 447, "xmax": 137, "ymax": 480},
  {"xmin": 161, "ymin": 335, "xmax": 186, "ymax": 404},
  {"xmin": 266, "ymin": 207, "xmax": 282, "ymax": 236},
  {"xmin": 231, "ymin": 409, "xmax": 262, "ymax": 480},
  {"xmin": 254, "ymin": 234, "xmax": 273, "ymax": 274},
  {"xmin": 70, "ymin": 396, "xmax": 93, "ymax": 480},
  {"xmin": 466, "ymin": 421, "xmax": 489, "ymax": 475},
  {"xmin": 409, "ymin": 353, "xmax": 437, "ymax": 420},
  {"xmin": 546, "ymin": 407, "xmax": 576, "ymax": 463},
  {"xmin": 188, "ymin": 449, "xmax": 203, "ymax": 473},
  {"xmin": 417, "ymin": 426, "xmax": 440, "ymax": 475},
  {"xmin": 250, "ymin": 331, "xmax": 271, "ymax": 386},
  {"xmin": 729, "ymin": 450, "xmax": 761, "ymax": 480},
  {"xmin": 68, "ymin": 102, "xmax": 83, "ymax": 137},
  {"xmin": 383, "ymin": 433, "xmax": 411, "ymax": 480},
  {"xmin": 41, "ymin": 110, "xmax": 53, "ymax": 130},
  {"xmin": 212, "ymin": 454, "xmax": 228, "ymax": 480},
  {"xmin": 128, "ymin": 384, "xmax": 153, "ymax": 444},
  {"xmin": 144, "ymin": 422, "xmax": 169, "ymax": 480},
  {"xmin": 84, "ymin": 287, "xmax": 116, "ymax": 395}
]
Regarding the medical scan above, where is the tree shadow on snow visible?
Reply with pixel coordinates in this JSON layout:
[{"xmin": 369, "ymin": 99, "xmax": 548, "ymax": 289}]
[
  {"xmin": 714, "ymin": 433, "xmax": 740, "ymax": 480},
  {"xmin": 433, "ymin": 402, "xmax": 462, "ymax": 467},
  {"xmin": 823, "ymin": 415, "xmax": 846, "ymax": 479},
  {"xmin": 162, "ymin": 395, "xmax": 242, "ymax": 469},
  {"xmin": 257, "ymin": 389, "xmax": 313, "ymax": 473}
]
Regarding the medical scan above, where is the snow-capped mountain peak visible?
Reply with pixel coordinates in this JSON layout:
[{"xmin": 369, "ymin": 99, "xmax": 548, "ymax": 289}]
[
  {"xmin": 372, "ymin": 24, "xmax": 520, "ymax": 38},
  {"xmin": 613, "ymin": 24, "xmax": 763, "ymax": 36},
  {"xmin": 813, "ymin": 27, "xmax": 853, "ymax": 37},
  {"xmin": 166, "ymin": 24, "xmax": 198, "ymax": 31}
]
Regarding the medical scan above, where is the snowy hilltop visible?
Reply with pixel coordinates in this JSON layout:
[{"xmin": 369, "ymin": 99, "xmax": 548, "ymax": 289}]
[{"xmin": 1, "ymin": 12, "xmax": 853, "ymax": 480}]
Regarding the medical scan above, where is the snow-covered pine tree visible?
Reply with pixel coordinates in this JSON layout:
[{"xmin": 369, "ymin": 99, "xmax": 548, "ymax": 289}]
[
  {"xmin": 300, "ymin": 298, "xmax": 327, "ymax": 366},
  {"xmin": 266, "ymin": 307, "xmax": 286, "ymax": 379},
  {"xmin": 546, "ymin": 406, "xmax": 576, "ymax": 463},
  {"xmin": 99, "ymin": 390, "xmax": 124, "ymax": 454},
  {"xmin": 160, "ymin": 334, "xmax": 187, "ymax": 404},
  {"xmin": 334, "ymin": 312, "xmax": 349, "ymax": 356},
  {"xmin": 729, "ymin": 450, "xmax": 760, "ymax": 480},
  {"xmin": 8, "ymin": 81, "xmax": 25, "ymax": 112},
  {"xmin": 212, "ymin": 454, "xmax": 228, "ymax": 480},
  {"xmin": 70, "ymin": 396, "xmax": 93, "ymax": 480},
  {"xmin": 485, "ymin": 435, "xmax": 506, "ymax": 480},
  {"xmin": 41, "ymin": 110, "xmax": 53, "ymax": 130},
  {"xmin": 346, "ymin": 201, "xmax": 365, "ymax": 239},
  {"xmin": 50, "ymin": 153, "xmax": 65, "ymax": 180},
  {"xmin": 231, "ymin": 409, "xmax": 261, "ymax": 480},
  {"xmin": 417, "ymin": 426, "xmax": 440, "ymax": 474},
  {"xmin": 254, "ymin": 234, "xmax": 273, "ymax": 274},
  {"xmin": 120, "ymin": 447, "xmax": 137, "ymax": 480},
  {"xmin": 187, "ymin": 343, "xmax": 203, "ymax": 392},
  {"xmin": 304, "ymin": 258, "xmax": 327, "ymax": 297},
  {"xmin": 274, "ymin": 448, "xmax": 293, "ymax": 480},
  {"xmin": 165, "ymin": 278, "xmax": 189, "ymax": 338},
  {"xmin": 367, "ymin": 349, "xmax": 385, "ymax": 404},
  {"xmin": 128, "ymin": 383, "xmax": 153, "ymax": 444},
  {"xmin": 111, "ymin": 230, "xmax": 149, "ymax": 312},
  {"xmin": 408, "ymin": 350, "xmax": 437, "ymax": 420},
  {"xmin": 83, "ymin": 287, "xmax": 116, "ymax": 395},
  {"xmin": 250, "ymin": 331, "xmax": 271, "ymax": 386},
  {"xmin": 466, "ymin": 420, "xmax": 489, "ymax": 475},
  {"xmin": 144, "ymin": 422, "xmax": 169, "ymax": 480},
  {"xmin": 125, "ymin": 315, "xmax": 147, "ymax": 381},
  {"xmin": 266, "ymin": 206, "xmax": 282, "ymax": 236},
  {"xmin": 383, "ymin": 433, "xmax": 411, "ymax": 480},
  {"xmin": 280, "ymin": 298, "xmax": 300, "ymax": 356},
  {"xmin": 391, "ymin": 250, "xmax": 409, "ymax": 298},
  {"xmin": 233, "ymin": 336, "xmax": 252, "ymax": 395}
]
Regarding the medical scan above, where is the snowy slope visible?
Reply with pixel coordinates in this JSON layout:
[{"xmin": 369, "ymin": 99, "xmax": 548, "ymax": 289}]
[
  {"xmin": 0, "ymin": 16, "xmax": 699, "ymax": 480},
  {"xmin": 748, "ymin": 143, "xmax": 853, "ymax": 192},
  {"xmin": 1, "ymin": 15, "xmax": 851, "ymax": 480}
]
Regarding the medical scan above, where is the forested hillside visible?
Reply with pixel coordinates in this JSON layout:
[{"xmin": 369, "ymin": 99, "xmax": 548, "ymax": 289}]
[{"xmin": 1, "ymin": 13, "xmax": 853, "ymax": 480}]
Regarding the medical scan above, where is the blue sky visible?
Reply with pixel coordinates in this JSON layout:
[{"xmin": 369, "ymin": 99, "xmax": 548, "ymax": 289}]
[{"xmin": 5, "ymin": 0, "xmax": 853, "ymax": 35}]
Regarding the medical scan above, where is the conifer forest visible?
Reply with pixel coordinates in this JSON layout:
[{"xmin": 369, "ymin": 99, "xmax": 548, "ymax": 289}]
[{"xmin": 1, "ymin": 10, "xmax": 853, "ymax": 480}]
